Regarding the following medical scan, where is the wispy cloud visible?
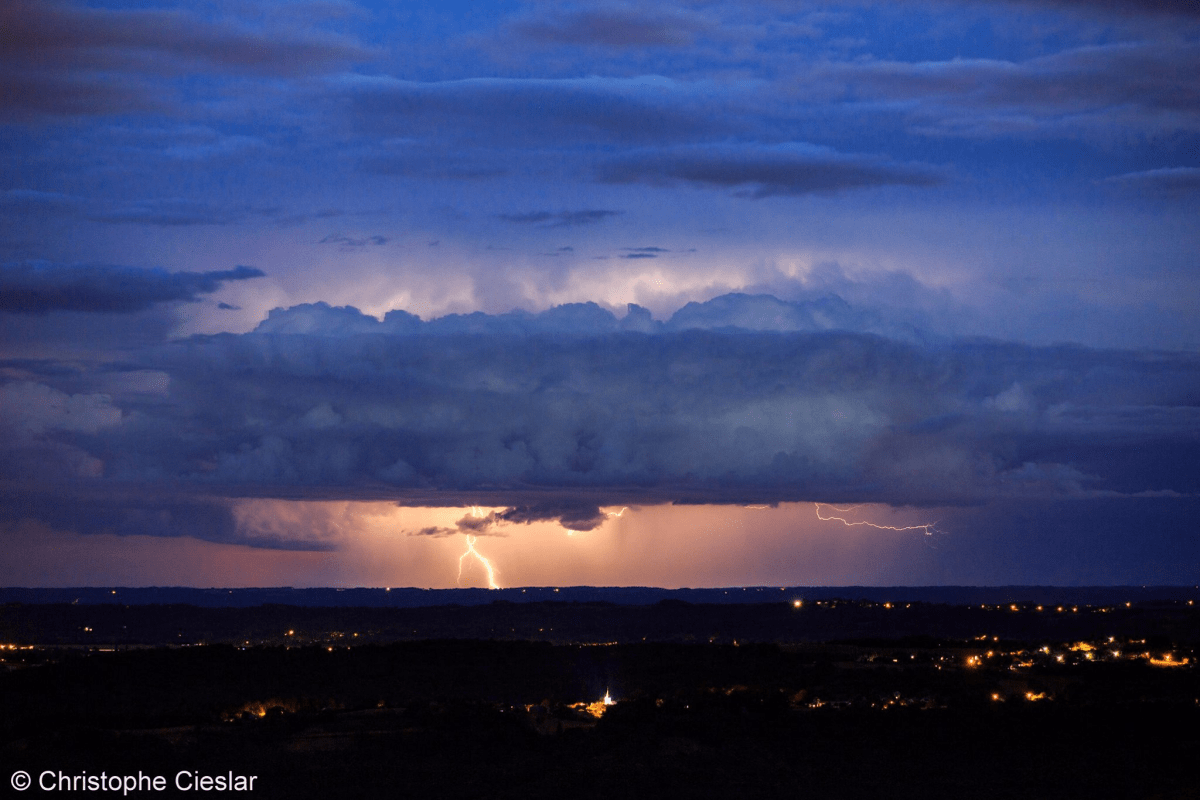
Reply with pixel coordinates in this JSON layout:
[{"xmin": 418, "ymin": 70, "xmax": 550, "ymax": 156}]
[
  {"xmin": 498, "ymin": 209, "xmax": 624, "ymax": 227},
  {"xmin": 599, "ymin": 143, "xmax": 945, "ymax": 197}
]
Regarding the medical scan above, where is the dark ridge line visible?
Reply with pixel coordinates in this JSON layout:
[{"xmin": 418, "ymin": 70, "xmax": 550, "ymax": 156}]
[{"xmin": 1, "ymin": 585, "xmax": 1196, "ymax": 608}]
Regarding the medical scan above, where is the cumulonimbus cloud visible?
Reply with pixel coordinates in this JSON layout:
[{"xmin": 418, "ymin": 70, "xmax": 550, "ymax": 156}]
[{"xmin": 2, "ymin": 293, "xmax": 1197, "ymax": 549}]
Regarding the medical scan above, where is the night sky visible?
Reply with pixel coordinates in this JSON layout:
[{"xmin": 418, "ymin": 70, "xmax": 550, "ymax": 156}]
[{"xmin": 1, "ymin": 0, "xmax": 1198, "ymax": 588}]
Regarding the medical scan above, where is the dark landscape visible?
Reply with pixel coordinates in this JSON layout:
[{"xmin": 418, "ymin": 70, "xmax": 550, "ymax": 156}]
[{"xmin": 3, "ymin": 588, "xmax": 1196, "ymax": 798}]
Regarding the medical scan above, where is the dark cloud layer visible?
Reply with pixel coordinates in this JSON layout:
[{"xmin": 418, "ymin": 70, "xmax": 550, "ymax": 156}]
[
  {"xmin": 822, "ymin": 42, "xmax": 1200, "ymax": 138},
  {"xmin": 0, "ymin": 0, "xmax": 369, "ymax": 117},
  {"xmin": 498, "ymin": 210, "xmax": 624, "ymax": 227},
  {"xmin": 319, "ymin": 234, "xmax": 390, "ymax": 248},
  {"xmin": 1, "ymin": 191, "xmax": 279, "ymax": 228},
  {"xmin": 598, "ymin": 144, "xmax": 945, "ymax": 196},
  {"xmin": 979, "ymin": 0, "xmax": 1200, "ymax": 17},
  {"xmin": 409, "ymin": 501, "xmax": 606, "ymax": 539},
  {"xmin": 2, "ymin": 293, "xmax": 1196, "ymax": 551},
  {"xmin": 0, "ymin": 263, "xmax": 264, "ymax": 314}
]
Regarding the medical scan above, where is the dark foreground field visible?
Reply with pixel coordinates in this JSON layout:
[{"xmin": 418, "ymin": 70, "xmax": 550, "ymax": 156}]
[{"xmin": 2, "ymin": 599, "xmax": 1197, "ymax": 798}]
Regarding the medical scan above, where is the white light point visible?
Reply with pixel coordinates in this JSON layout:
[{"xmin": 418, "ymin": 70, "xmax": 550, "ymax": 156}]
[{"xmin": 813, "ymin": 503, "xmax": 939, "ymax": 536}]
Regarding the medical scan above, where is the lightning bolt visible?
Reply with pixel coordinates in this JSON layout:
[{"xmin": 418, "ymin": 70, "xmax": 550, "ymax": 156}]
[
  {"xmin": 457, "ymin": 534, "xmax": 500, "ymax": 589},
  {"xmin": 455, "ymin": 507, "xmax": 500, "ymax": 589},
  {"xmin": 813, "ymin": 503, "xmax": 938, "ymax": 536}
]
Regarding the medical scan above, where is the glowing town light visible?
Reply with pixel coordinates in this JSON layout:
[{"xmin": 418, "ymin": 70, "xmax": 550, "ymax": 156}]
[
  {"xmin": 583, "ymin": 691, "xmax": 615, "ymax": 718},
  {"xmin": 813, "ymin": 503, "xmax": 938, "ymax": 535},
  {"xmin": 1149, "ymin": 654, "xmax": 1190, "ymax": 667},
  {"xmin": 457, "ymin": 534, "xmax": 500, "ymax": 590}
]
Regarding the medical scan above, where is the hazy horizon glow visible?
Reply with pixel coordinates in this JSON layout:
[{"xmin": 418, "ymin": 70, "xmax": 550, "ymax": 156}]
[
  {"xmin": 3, "ymin": 498, "xmax": 1194, "ymax": 588},
  {"xmin": 0, "ymin": 501, "xmax": 957, "ymax": 589}
]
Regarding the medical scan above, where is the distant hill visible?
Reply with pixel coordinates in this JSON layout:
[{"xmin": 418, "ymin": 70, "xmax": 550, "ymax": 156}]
[{"xmin": 0, "ymin": 585, "xmax": 1194, "ymax": 608}]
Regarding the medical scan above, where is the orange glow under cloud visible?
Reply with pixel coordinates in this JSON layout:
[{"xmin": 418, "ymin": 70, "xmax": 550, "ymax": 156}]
[{"xmin": 0, "ymin": 502, "xmax": 946, "ymax": 588}]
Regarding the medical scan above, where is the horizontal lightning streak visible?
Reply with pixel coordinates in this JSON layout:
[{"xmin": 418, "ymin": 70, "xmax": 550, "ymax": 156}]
[{"xmin": 814, "ymin": 503, "xmax": 938, "ymax": 536}]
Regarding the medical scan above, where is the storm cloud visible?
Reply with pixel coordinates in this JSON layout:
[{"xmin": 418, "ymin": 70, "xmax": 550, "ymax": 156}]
[
  {"xmin": 3, "ymin": 294, "xmax": 1196, "ymax": 549},
  {"xmin": 0, "ymin": 263, "xmax": 265, "ymax": 314}
]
